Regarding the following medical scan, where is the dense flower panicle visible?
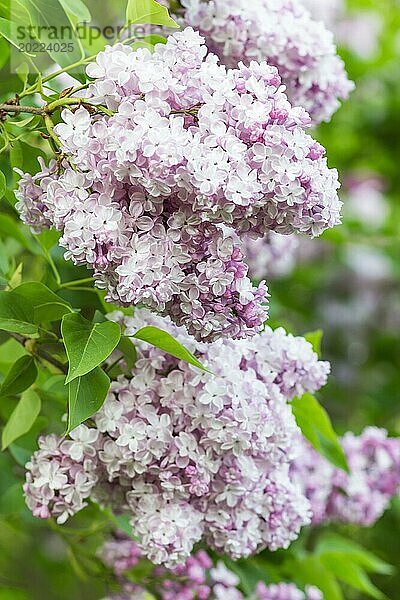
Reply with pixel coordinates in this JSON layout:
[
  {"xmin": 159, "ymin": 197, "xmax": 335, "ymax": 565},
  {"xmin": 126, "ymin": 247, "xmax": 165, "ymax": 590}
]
[
  {"xmin": 24, "ymin": 308, "xmax": 331, "ymax": 565},
  {"xmin": 180, "ymin": 0, "xmax": 354, "ymax": 124},
  {"xmin": 100, "ymin": 539, "xmax": 322, "ymax": 600},
  {"xmin": 101, "ymin": 543, "xmax": 243, "ymax": 599},
  {"xmin": 16, "ymin": 28, "xmax": 342, "ymax": 341},
  {"xmin": 329, "ymin": 428, "xmax": 400, "ymax": 526},
  {"xmin": 291, "ymin": 428, "xmax": 400, "ymax": 526}
]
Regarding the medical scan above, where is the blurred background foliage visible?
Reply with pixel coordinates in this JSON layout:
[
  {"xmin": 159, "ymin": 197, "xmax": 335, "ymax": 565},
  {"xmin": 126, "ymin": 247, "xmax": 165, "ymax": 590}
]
[{"xmin": 0, "ymin": 0, "xmax": 399, "ymax": 598}]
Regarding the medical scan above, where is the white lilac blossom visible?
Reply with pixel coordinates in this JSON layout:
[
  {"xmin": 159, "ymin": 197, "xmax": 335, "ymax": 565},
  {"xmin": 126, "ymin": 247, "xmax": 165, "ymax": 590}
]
[
  {"xmin": 100, "ymin": 538, "xmax": 323, "ymax": 600},
  {"xmin": 24, "ymin": 308, "xmax": 330, "ymax": 566},
  {"xmin": 180, "ymin": 0, "xmax": 354, "ymax": 124},
  {"xmin": 16, "ymin": 28, "xmax": 342, "ymax": 341},
  {"xmin": 291, "ymin": 428, "xmax": 400, "ymax": 526}
]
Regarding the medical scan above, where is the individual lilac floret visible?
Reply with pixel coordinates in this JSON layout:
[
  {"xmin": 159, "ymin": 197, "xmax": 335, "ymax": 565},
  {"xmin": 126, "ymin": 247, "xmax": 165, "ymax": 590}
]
[
  {"xmin": 291, "ymin": 428, "xmax": 400, "ymax": 526},
  {"xmin": 180, "ymin": 0, "xmax": 354, "ymax": 124},
  {"xmin": 15, "ymin": 28, "xmax": 342, "ymax": 341},
  {"xmin": 24, "ymin": 308, "xmax": 332, "ymax": 566}
]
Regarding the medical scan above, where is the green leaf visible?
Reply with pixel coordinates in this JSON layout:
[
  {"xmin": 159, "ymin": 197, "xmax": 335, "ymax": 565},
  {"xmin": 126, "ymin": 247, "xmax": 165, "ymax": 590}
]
[
  {"xmin": 19, "ymin": 0, "xmax": 85, "ymax": 69},
  {"xmin": 33, "ymin": 302, "xmax": 72, "ymax": 323},
  {"xmin": 36, "ymin": 229, "xmax": 61, "ymax": 251},
  {"xmin": 319, "ymin": 554, "xmax": 387, "ymax": 599},
  {"xmin": 0, "ymin": 355, "xmax": 38, "ymax": 398},
  {"xmin": 59, "ymin": 0, "xmax": 91, "ymax": 21},
  {"xmin": 0, "ymin": 290, "xmax": 38, "ymax": 336},
  {"xmin": 7, "ymin": 262, "xmax": 23, "ymax": 289},
  {"xmin": 0, "ymin": 170, "xmax": 5, "ymax": 197},
  {"xmin": 291, "ymin": 393, "xmax": 349, "ymax": 472},
  {"xmin": 126, "ymin": 0, "xmax": 179, "ymax": 28},
  {"xmin": 12, "ymin": 282, "xmax": 72, "ymax": 324},
  {"xmin": 0, "ymin": 16, "xmax": 35, "ymax": 55},
  {"xmin": 0, "ymin": 588, "xmax": 29, "ymax": 600},
  {"xmin": 0, "ymin": 37, "xmax": 10, "ymax": 69},
  {"xmin": 284, "ymin": 556, "xmax": 344, "ymax": 600},
  {"xmin": 67, "ymin": 367, "xmax": 110, "ymax": 433},
  {"xmin": 0, "ymin": 481, "xmax": 25, "ymax": 514},
  {"xmin": 2, "ymin": 388, "xmax": 41, "ymax": 450},
  {"xmin": 62, "ymin": 313, "xmax": 121, "ymax": 383},
  {"xmin": 132, "ymin": 326, "xmax": 210, "ymax": 372},
  {"xmin": 0, "ymin": 215, "xmax": 36, "ymax": 250},
  {"xmin": 117, "ymin": 336, "xmax": 137, "ymax": 371},
  {"xmin": 316, "ymin": 534, "xmax": 394, "ymax": 576},
  {"xmin": 304, "ymin": 329, "xmax": 323, "ymax": 357}
]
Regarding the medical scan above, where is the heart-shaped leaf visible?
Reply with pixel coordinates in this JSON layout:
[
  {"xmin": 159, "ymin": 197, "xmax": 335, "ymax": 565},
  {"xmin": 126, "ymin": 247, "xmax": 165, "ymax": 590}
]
[
  {"xmin": 67, "ymin": 367, "xmax": 110, "ymax": 433},
  {"xmin": 62, "ymin": 313, "xmax": 121, "ymax": 383}
]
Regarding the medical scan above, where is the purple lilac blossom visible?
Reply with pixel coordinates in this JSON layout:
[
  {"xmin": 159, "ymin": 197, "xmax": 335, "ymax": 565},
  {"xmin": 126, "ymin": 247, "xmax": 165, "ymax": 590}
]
[
  {"xmin": 24, "ymin": 308, "xmax": 330, "ymax": 566},
  {"xmin": 291, "ymin": 428, "xmax": 400, "ymax": 526},
  {"xmin": 16, "ymin": 28, "xmax": 342, "ymax": 341},
  {"xmin": 100, "ymin": 538, "xmax": 323, "ymax": 600},
  {"xmin": 180, "ymin": 0, "xmax": 354, "ymax": 124}
]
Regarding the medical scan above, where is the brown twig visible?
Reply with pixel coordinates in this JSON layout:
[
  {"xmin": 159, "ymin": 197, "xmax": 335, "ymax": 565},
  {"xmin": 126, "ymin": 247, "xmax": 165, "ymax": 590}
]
[{"xmin": 9, "ymin": 332, "xmax": 68, "ymax": 374}]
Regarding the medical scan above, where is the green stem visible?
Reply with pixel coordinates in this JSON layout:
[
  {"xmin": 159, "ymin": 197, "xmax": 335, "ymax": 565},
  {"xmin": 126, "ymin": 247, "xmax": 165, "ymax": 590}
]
[
  {"xmin": 42, "ymin": 248, "xmax": 61, "ymax": 286},
  {"xmin": 58, "ymin": 277, "xmax": 94, "ymax": 290},
  {"xmin": 0, "ymin": 103, "xmax": 46, "ymax": 116},
  {"xmin": 105, "ymin": 355, "xmax": 123, "ymax": 374},
  {"xmin": 19, "ymin": 54, "xmax": 99, "ymax": 100}
]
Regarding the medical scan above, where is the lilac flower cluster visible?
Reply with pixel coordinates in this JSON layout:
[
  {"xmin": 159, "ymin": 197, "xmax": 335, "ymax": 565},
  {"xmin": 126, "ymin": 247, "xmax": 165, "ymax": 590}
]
[
  {"xmin": 101, "ymin": 543, "xmax": 244, "ymax": 599},
  {"xmin": 291, "ymin": 427, "xmax": 400, "ymax": 526},
  {"xmin": 16, "ymin": 28, "xmax": 342, "ymax": 341},
  {"xmin": 24, "ymin": 429, "xmax": 99, "ymax": 524},
  {"xmin": 24, "ymin": 308, "xmax": 330, "ymax": 566},
  {"xmin": 100, "ymin": 538, "xmax": 322, "ymax": 600},
  {"xmin": 180, "ymin": 0, "xmax": 354, "ymax": 124}
]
